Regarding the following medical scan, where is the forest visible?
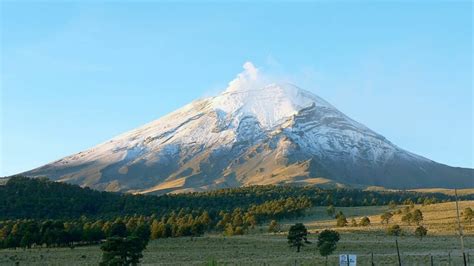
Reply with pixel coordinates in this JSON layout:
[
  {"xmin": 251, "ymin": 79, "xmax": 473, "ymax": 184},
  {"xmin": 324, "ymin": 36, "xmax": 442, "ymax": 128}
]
[
  {"xmin": 1, "ymin": 176, "xmax": 467, "ymax": 220},
  {"xmin": 0, "ymin": 176, "xmax": 469, "ymax": 249}
]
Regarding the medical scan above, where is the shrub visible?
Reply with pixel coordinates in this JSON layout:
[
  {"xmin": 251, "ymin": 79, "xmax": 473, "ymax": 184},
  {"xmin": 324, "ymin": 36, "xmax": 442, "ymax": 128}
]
[
  {"xmin": 386, "ymin": 224, "xmax": 402, "ymax": 236},
  {"xmin": 414, "ymin": 225, "xmax": 427, "ymax": 240},
  {"xmin": 359, "ymin": 217, "xmax": 370, "ymax": 226}
]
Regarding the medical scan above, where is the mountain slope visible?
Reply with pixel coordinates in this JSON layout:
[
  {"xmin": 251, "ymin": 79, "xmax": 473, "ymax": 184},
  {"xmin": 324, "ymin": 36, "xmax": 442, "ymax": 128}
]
[{"xmin": 22, "ymin": 63, "xmax": 473, "ymax": 193}]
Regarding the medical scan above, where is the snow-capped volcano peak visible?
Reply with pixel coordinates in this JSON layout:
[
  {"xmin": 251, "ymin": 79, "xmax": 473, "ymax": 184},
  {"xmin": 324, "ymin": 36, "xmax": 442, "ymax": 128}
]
[
  {"xmin": 22, "ymin": 62, "xmax": 474, "ymax": 194},
  {"xmin": 211, "ymin": 62, "xmax": 331, "ymax": 128}
]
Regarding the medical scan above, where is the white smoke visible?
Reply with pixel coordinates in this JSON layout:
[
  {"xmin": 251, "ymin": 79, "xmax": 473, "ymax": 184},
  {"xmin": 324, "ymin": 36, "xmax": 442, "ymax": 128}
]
[
  {"xmin": 219, "ymin": 60, "xmax": 323, "ymax": 98},
  {"xmin": 225, "ymin": 61, "xmax": 269, "ymax": 93}
]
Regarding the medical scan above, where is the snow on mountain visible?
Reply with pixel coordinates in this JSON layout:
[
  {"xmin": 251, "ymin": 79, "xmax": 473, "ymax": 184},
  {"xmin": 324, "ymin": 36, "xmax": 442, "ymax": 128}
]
[{"xmin": 22, "ymin": 62, "xmax": 474, "ymax": 193}]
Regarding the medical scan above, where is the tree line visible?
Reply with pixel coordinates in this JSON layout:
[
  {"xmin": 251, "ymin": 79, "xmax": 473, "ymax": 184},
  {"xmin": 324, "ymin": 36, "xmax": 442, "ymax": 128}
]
[
  {"xmin": 1, "ymin": 176, "xmax": 468, "ymax": 220},
  {"xmin": 0, "ymin": 196, "xmax": 311, "ymax": 249}
]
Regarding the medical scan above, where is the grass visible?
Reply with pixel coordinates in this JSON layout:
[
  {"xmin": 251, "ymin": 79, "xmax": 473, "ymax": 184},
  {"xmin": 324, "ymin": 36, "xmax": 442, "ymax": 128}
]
[{"xmin": 1, "ymin": 201, "xmax": 473, "ymax": 265}]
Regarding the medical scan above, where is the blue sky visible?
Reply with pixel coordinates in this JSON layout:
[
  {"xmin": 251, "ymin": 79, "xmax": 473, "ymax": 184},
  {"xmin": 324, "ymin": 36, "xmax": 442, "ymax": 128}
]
[{"xmin": 1, "ymin": 1, "xmax": 472, "ymax": 176}]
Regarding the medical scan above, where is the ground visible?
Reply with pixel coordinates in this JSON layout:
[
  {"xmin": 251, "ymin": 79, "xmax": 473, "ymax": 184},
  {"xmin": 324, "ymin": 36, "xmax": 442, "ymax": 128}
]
[{"xmin": 1, "ymin": 201, "xmax": 473, "ymax": 265}]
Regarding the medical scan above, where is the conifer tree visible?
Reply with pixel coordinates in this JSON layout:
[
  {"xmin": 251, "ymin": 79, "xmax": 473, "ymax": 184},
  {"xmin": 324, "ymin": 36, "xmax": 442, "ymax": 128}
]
[{"xmin": 287, "ymin": 223, "xmax": 310, "ymax": 252}]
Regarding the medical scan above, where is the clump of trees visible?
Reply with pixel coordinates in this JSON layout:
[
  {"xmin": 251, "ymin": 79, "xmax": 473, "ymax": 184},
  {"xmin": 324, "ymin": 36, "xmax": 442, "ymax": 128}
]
[
  {"xmin": 341, "ymin": 216, "xmax": 371, "ymax": 227},
  {"xmin": 401, "ymin": 209, "xmax": 423, "ymax": 225},
  {"xmin": 149, "ymin": 210, "xmax": 211, "ymax": 238},
  {"xmin": 380, "ymin": 212, "xmax": 393, "ymax": 224},
  {"xmin": 0, "ymin": 196, "xmax": 312, "ymax": 249},
  {"xmin": 287, "ymin": 223, "xmax": 310, "ymax": 252},
  {"xmin": 0, "ymin": 218, "xmax": 153, "ymax": 250},
  {"xmin": 317, "ymin": 229, "xmax": 340, "ymax": 265}
]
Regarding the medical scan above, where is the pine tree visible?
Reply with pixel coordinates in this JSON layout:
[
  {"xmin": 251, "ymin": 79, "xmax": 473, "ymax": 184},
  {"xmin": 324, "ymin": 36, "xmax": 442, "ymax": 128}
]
[
  {"xmin": 412, "ymin": 209, "xmax": 423, "ymax": 225},
  {"xmin": 109, "ymin": 221, "xmax": 127, "ymax": 237},
  {"xmin": 217, "ymin": 213, "xmax": 231, "ymax": 230},
  {"xmin": 100, "ymin": 236, "xmax": 146, "ymax": 266},
  {"xmin": 150, "ymin": 220, "xmax": 161, "ymax": 239},
  {"xmin": 336, "ymin": 213, "xmax": 348, "ymax": 227},
  {"xmin": 243, "ymin": 213, "xmax": 257, "ymax": 229},
  {"xmin": 233, "ymin": 226, "xmax": 244, "ymax": 235},
  {"xmin": 317, "ymin": 229, "xmax": 340, "ymax": 265},
  {"xmin": 232, "ymin": 213, "xmax": 243, "ymax": 227},
  {"xmin": 287, "ymin": 223, "xmax": 310, "ymax": 252},
  {"xmin": 350, "ymin": 218, "xmax": 357, "ymax": 227},
  {"xmin": 224, "ymin": 223, "xmax": 234, "ymax": 236},
  {"xmin": 133, "ymin": 223, "xmax": 150, "ymax": 246},
  {"xmin": 198, "ymin": 211, "xmax": 211, "ymax": 228},
  {"xmin": 102, "ymin": 221, "xmax": 112, "ymax": 237}
]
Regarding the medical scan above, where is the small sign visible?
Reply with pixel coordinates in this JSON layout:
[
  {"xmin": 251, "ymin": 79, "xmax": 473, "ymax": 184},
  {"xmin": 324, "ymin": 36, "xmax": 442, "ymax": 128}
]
[{"xmin": 339, "ymin": 254, "xmax": 357, "ymax": 266}]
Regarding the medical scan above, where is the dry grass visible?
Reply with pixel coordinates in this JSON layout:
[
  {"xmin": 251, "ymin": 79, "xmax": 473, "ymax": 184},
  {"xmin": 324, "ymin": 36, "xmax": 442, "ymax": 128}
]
[{"xmin": 291, "ymin": 201, "xmax": 474, "ymax": 236}]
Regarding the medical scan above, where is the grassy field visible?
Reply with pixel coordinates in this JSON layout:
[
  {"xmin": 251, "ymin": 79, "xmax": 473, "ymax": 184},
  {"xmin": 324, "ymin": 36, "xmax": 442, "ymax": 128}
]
[
  {"xmin": 288, "ymin": 200, "xmax": 474, "ymax": 235},
  {"xmin": 1, "ymin": 201, "xmax": 473, "ymax": 265}
]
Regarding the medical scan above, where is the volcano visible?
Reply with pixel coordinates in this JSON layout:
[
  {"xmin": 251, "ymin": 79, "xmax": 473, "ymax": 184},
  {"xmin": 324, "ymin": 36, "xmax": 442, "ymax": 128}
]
[{"xmin": 22, "ymin": 62, "xmax": 473, "ymax": 193}]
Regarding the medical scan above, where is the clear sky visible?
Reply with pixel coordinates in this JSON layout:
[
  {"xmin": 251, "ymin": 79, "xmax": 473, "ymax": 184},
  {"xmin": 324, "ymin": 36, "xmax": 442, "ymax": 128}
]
[{"xmin": 1, "ymin": 1, "xmax": 472, "ymax": 176}]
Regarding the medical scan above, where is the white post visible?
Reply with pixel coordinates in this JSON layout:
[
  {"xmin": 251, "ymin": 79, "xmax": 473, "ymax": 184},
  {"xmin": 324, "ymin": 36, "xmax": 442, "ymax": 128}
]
[{"xmin": 454, "ymin": 189, "xmax": 466, "ymax": 265}]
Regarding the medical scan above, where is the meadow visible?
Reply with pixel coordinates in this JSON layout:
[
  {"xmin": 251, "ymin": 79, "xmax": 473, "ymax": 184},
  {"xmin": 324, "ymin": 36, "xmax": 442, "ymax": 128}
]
[{"xmin": 1, "ymin": 201, "xmax": 472, "ymax": 265}]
